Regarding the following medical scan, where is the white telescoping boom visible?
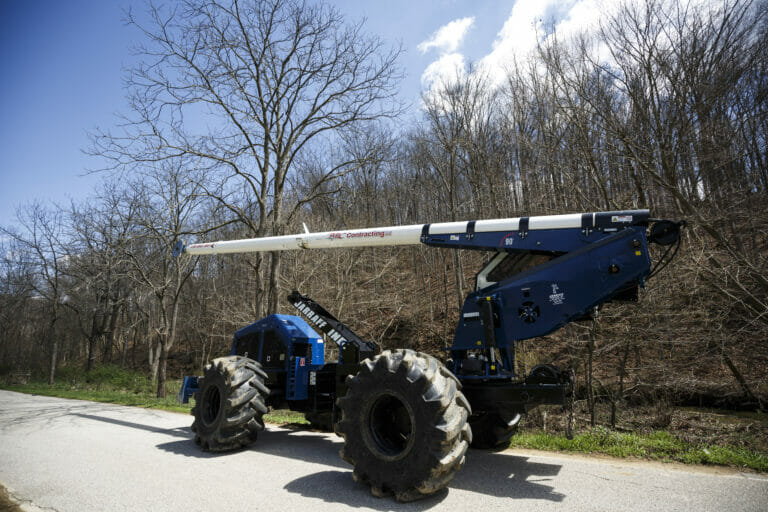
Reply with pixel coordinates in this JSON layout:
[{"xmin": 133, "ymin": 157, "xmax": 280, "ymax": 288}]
[{"xmin": 173, "ymin": 212, "xmax": 592, "ymax": 256}]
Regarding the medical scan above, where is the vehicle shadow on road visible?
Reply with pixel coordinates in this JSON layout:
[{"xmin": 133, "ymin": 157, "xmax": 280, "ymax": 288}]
[
  {"xmin": 70, "ymin": 412, "xmax": 196, "ymax": 441},
  {"xmin": 154, "ymin": 424, "xmax": 565, "ymax": 505},
  {"xmin": 155, "ymin": 425, "xmax": 352, "ymax": 467},
  {"xmin": 284, "ymin": 470, "xmax": 450, "ymax": 510},
  {"xmin": 283, "ymin": 448, "xmax": 565, "ymax": 509},
  {"xmin": 453, "ymin": 450, "xmax": 565, "ymax": 500},
  {"xmin": 0, "ymin": 401, "xmax": 128, "ymax": 431},
  {"xmin": 65, "ymin": 412, "xmax": 565, "ymax": 506}
]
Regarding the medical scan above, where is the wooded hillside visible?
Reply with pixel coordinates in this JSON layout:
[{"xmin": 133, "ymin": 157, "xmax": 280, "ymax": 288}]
[{"xmin": 1, "ymin": 0, "xmax": 766, "ymax": 422}]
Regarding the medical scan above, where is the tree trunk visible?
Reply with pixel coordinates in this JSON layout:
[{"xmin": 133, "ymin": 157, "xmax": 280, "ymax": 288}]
[
  {"xmin": 48, "ymin": 338, "xmax": 58, "ymax": 385},
  {"xmin": 47, "ymin": 313, "xmax": 58, "ymax": 385},
  {"xmin": 611, "ymin": 341, "xmax": 631, "ymax": 429},
  {"xmin": 131, "ymin": 326, "xmax": 137, "ymax": 369},
  {"xmin": 148, "ymin": 339, "xmax": 160, "ymax": 382},
  {"xmin": 587, "ymin": 320, "xmax": 597, "ymax": 428},
  {"xmin": 121, "ymin": 333, "xmax": 128, "ymax": 368},
  {"xmin": 102, "ymin": 302, "xmax": 121, "ymax": 364},
  {"xmin": 267, "ymin": 251, "xmax": 281, "ymax": 314},
  {"xmin": 453, "ymin": 249, "xmax": 464, "ymax": 310},
  {"xmin": 156, "ymin": 340, "xmax": 167, "ymax": 398},
  {"xmin": 145, "ymin": 313, "xmax": 160, "ymax": 380},
  {"xmin": 86, "ymin": 314, "xmax": 99, "ymax": 372},
  {"xmin": 723, "ymin": 353, "xmax": 764, "ymax": 411},
  {"xmin": 249, "ymin": 253, "xmax": 266, "ymax": 319}
]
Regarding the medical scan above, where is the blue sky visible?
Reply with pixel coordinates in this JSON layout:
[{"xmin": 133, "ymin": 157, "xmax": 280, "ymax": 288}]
[{"xmin": 0, "ymin": 0, "xmax": 608, "ymax": 225}]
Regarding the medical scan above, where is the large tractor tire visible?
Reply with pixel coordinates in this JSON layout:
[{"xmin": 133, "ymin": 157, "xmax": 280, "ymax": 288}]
[
  {"xmin": 468, "ymin": 410, "xmax": 521, "ymax": 450},
  {"xmin": 304, "ymin": 411, "xmax": 335, "ymax": 432},
  {"xmin": 191, "ymin": 356, "xmax": 269, "ymax": 451},
  {"xmin": 335, "ymin": 349, "xmax": 472, "ymax": 502}
]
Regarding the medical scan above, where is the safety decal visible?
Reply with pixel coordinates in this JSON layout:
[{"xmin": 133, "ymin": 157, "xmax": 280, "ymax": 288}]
[{"xmin": 549, "ymin": 283, "xmax": 565, "ymax": 305}]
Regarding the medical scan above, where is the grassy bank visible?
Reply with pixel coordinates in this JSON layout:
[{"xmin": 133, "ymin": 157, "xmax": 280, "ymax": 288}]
[
  {"xmin": 0, "ymin": 381, "xmax": 192, "ymax": 413},
  {"xmin": 1, "ymin": 380, "xmax": 308, "ymax": 425},
  {"xmin": 510, "ymin": 428, "xmax": 768, "ymax": 472},
  {"xmin": 0, "ymin": 365, "xmax": 307, "ymax": 424},
  {"xmin": 2, "ymin": 367, "xmax": 765, "ymax": 472}
]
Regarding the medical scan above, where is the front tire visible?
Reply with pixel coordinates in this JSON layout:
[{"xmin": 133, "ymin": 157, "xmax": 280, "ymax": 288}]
[
  {"xmin": 191, "ymin": 356, "xmax": 269, "ymax": 451},
  {"xmin": 336, "ymin": 349, "xmax": 472, "ymax": 502}
]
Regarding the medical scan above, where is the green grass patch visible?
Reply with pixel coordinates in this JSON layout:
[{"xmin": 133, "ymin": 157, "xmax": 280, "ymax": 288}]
[
  {"xmin": 265, "ymin": 409, "xmax": 309, "ymax": 425},
  {"xmin": 1, "ymin": 364, "xmax": 191, "ymax": 413},
  {"xmin": 510, "ymin": 428, "xmax": 768, "ymax": 472},
  {"xmin": 3, "ymin": 381, "xmax": 311, "ymax": 424},
  {"xmin": 0, "ymin": 365, "xmax": 310, "ymax": 424},
  {"xmin": 1, "ymin": 381, "xmax": 192, "ymax": 413}
]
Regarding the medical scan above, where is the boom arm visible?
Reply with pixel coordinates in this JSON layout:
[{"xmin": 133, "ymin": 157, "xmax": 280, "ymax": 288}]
[
  {"xmin": 173, "ymin": 210, "xmax": 653, "ymax": 256},
  {"xmin": 288, "ymin": 290, "xmax": 377, "ymax": 361}
]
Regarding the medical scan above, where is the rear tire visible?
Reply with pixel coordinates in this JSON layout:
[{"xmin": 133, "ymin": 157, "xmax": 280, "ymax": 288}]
[
  {"xmin": 191, "ymin": 356, "xmax": 269, "ymax": 451},
  {"xmin": 468, "ymin": 410, "xmax": 520, "ymax": 450},
  {"xmin": 336, "ymin": 349, "xmax": 472, "ymax": 502}
]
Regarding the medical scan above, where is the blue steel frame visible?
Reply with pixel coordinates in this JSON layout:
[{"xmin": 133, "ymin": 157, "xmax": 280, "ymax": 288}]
[{"xmin": 421, "ymin": 211, "xmax": 653, "ymax": 381}]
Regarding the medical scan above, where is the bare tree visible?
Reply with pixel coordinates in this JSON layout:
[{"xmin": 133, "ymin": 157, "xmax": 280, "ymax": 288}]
[
  {"xmin": 125, "ymin": 162, "xmax": 201, "ymax": 397},
  {"xmin": 65, "ymin": 183, "xmax": 138, "ymax": 371},
  {"xmin": 91, "ymin": 0, "xmax": 403, "ymax": 316},
  {"xmin": 413, "ymin": 73, "xmax": 486, "ymax": 308},
  {"xmin": 0, "ymin": 236, "xmax": 35, "ymax": 374},
  {"xmin": 1, "ymin": 203, "xmax": 68, "ymax": 384}
]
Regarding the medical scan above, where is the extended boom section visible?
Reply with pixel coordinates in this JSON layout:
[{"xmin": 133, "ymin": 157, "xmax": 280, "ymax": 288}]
[
  {"xmin": 177, "ymin": 209, "xmax": 683, "ymax": 500},
  {"xmin": 175, "ymin": 211, "xmax": 643, "ymax": 255}
]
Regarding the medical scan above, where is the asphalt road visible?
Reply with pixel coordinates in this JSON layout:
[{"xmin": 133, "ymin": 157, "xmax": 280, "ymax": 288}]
[{"xmin": 0, "ymin": 390, "xmax": 766, "ymax": 512}]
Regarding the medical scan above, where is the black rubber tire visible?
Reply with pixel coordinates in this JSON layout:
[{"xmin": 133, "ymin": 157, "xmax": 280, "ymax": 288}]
[
  {"xmin": 305, "ymin": 411, "xmax": 334, "ymax": 432},
  {"xmin": 191, "ymin": 356, "xmax": 269, "ymax": 452},
  {"xmin": 335, "ymin": 349, "xmax": 472, "ymax": 502},
  {"xmin": 468, "ymin": 411, "xmax": 520, "ymax": 450},
  {"xmin": 528, "ymin": 364, "xmax": 561, "ymax": 384}
]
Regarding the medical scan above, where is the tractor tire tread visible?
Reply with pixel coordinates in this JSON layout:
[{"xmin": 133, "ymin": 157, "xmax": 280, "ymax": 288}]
[
  {"xmin": 191, "ymin": 355, "xmax": 268, "ymax": 452},
  {"xmin": 468, "ymin": 412, "xmax": 518, "ymax": 450},
  {"xmin": 335, "ymin": 349, "xmax": 471, "ymax": 502}
]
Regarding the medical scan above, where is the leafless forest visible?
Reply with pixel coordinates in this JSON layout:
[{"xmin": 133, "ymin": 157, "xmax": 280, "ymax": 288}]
[{"xmin": 1, "ymin": 0, "xmax": 766, "ymax": 422}]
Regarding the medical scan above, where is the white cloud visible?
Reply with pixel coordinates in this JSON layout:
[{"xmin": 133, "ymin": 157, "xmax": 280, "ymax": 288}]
[
  {"xmin": 420, "ymin": 53, "xmax": 468, "ymax": 92},
  {"xmin": 555, "ymin": 0, "xmax": 605, "ymax": 39},
  {"xmin": 479, "ymin": 0, "xmax": 617, "ymax": 84},
  {"xmin": 477, "ymin": 0, "xmax": 552, "ymax": 84},
  {"xmin": 419, "ymin": 0, "xmax": 627, "ymax": 99},
  {"xmin": 417, "ymin": 17, "xmax": 475, "ymax": 55},
  {"xmin": 417, "ymin": 17, "xmax": 475, "ymax": 101}
]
